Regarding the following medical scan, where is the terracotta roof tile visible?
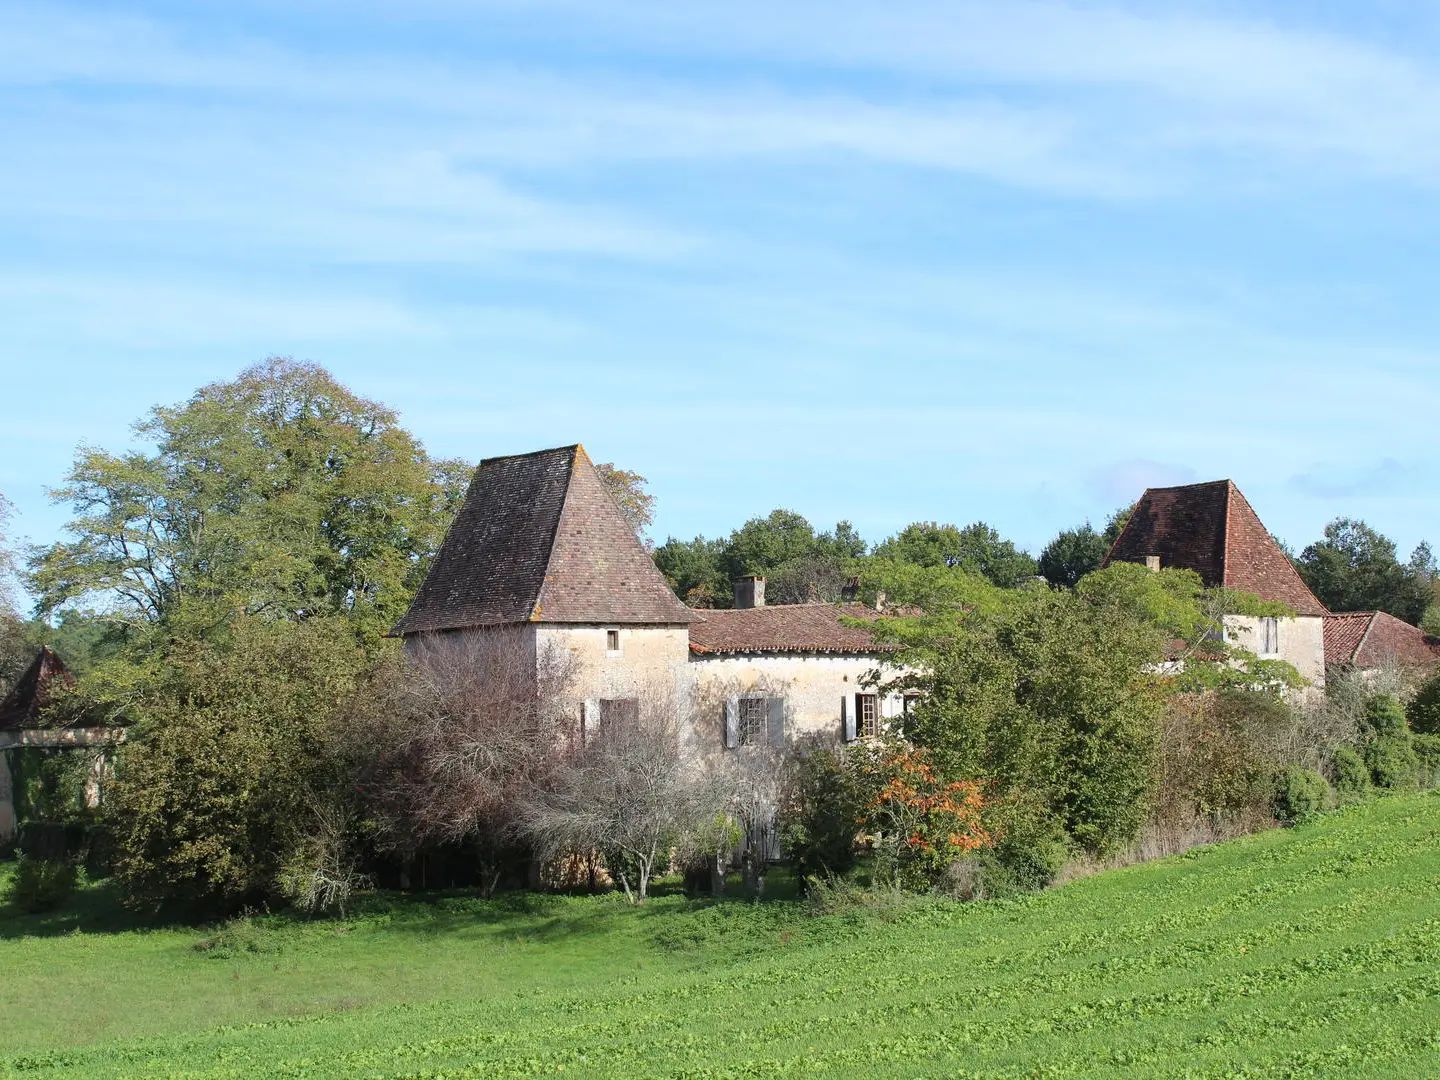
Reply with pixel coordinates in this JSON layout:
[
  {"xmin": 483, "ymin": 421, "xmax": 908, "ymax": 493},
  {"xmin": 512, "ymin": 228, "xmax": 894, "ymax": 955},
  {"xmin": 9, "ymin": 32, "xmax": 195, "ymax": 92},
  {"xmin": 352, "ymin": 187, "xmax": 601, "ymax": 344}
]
[
  {"xmin": 1325, "ymin": 611, "xmax": 1440, "ymax": 670},
  {"xmin": 688, "ymin": 603, "xmax": 891, "ymax": 655},
  {"xmin": 393, "ymin": 445, "xmax": 691, "ymax": 634},
  {"xmin": 1104, "ymin": 480, "xmax": 1328, "ymax": 617}
]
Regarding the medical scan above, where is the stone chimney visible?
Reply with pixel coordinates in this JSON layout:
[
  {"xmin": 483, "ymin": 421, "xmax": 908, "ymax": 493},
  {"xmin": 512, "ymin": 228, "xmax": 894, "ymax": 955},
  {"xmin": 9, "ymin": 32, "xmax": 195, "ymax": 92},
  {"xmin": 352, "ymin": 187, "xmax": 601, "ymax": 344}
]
[{"xmin": 733, "ymin": 575, "xmax": 766, "ymax": 609}]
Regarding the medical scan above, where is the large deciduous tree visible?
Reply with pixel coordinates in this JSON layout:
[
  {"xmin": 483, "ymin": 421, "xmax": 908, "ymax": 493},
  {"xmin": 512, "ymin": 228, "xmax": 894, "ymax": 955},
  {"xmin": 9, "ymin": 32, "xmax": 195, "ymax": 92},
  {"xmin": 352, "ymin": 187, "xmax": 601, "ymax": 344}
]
[
  {"xmin": 28, "ymin": 358, "xmax": 469, "ymax": 644},
  {"xmin": 1295, "ymin": 518, "xmax": 1434, "ymax": 624}
]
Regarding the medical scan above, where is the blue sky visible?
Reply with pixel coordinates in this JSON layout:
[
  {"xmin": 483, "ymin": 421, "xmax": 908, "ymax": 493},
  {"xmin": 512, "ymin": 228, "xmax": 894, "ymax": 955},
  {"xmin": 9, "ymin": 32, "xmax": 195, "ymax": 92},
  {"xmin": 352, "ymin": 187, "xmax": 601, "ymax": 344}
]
[{"xmin": 3, "ymin": 0, "xmax": 1439, "ymax": 595}]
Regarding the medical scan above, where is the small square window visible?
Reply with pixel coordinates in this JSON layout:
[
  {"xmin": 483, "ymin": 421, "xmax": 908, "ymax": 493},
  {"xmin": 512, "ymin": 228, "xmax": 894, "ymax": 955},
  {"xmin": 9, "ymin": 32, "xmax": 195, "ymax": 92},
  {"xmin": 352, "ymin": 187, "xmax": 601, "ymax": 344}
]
[{"xmin": 606, "ymin": 629, "xmax": 620, "ymax": 653}]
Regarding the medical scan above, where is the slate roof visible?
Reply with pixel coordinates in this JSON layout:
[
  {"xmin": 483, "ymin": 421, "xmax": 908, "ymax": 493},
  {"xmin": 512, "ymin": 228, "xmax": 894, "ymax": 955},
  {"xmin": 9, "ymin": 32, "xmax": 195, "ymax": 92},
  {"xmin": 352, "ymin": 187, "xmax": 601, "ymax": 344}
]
[
  {"xmin": 1103, "ymin": 480, "xmax": 1329, "ymax": 617},
  {"xmin": 688, "ymin": 603, "xmax": 892, "ymax": 656},
  {"xmin": 0, "ymin": 648, "xmax": 76, "ymax": 732},
  {"xmin": 1324, "ymin": 611, "xmax": 1440, "ymax": 670},
  {"xmin": 393, "ymin": 444, "xmax": 692, "ymax": 634}
]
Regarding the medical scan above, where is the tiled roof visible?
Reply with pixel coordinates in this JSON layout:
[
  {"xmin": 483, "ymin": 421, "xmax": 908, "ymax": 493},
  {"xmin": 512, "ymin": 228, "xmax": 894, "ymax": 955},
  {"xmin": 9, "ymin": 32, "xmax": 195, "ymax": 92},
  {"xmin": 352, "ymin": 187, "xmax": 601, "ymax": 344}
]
[
  {"xmin": 1324, "ymin": 611, "xmax": 1440, "ymax": 670},
  {"xmin": 393, "ymin": 445, "xmax": 692, "ymax": 635},
  {"xmin": 688, "ymin": 603, "xmax": 892, "ymax": 655},
  {"xmin": 0, "ymin": 648, "xmax": 75, "ymax": 731},
  {"xmin": 1104, "ymin": 480, "xmax": 1328, "ymax": 617}
]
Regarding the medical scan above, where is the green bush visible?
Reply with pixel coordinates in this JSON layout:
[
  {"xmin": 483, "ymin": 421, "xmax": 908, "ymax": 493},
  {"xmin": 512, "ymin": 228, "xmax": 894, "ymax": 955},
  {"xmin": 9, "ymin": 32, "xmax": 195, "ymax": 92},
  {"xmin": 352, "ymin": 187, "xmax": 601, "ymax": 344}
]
[
  {"xmin": 779, "ymin": 748, "xmax": 864, "ymax": 886},
  {"xmin": 1330, "ymin": 747, "xmax": 1372, "ymax": 803},
  {"xmin": 1363, "ymin": 695, "xmax": 1409, "ymax": 738},
  {"xmin": 1365, "ymin": 735, "xmax": 1418, "ymax": 790},
  {"xmin": 1412, "ymin": 733, "xmax": 1440, "ymax": 788},
  {"xmin": 1271, "ymin": 768, "xmax": 1329, "ymax": 823},
  {"xmin": 6, "ymin": 855, "xmax": 79, "ymax": 914},
  {"xmin": 1408, "ymin": 673, "xmax": 1440, "ymax": 736}
]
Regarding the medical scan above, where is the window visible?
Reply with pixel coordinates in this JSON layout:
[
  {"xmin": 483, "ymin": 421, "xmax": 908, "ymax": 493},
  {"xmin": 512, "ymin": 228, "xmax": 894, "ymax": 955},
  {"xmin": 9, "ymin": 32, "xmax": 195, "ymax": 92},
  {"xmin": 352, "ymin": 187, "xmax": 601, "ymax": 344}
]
[
  {"xmin": 738, "ymin": 696, "xmax": 768, "ymax": 746},
  {"xmin": 856, "ymin": 693, "xmax": 878, "ymax": 739},
  {"xmin": 902, "ymin": 692, "xmax": 921, "ymax": 717},
  {"xmin": 599, "ymin": 697, "xmax": 638, "ymax": 733},
  {"xmin": 1258, "ymin": 617, "xmax": 1280, "ymax": 657},
  {"xmin": 605, "ymin": 628, "xmax": 621, "ymax": 654},
  {"xmin": 725, "ymin": 695, "xmax": 784, "ymax": 749}
]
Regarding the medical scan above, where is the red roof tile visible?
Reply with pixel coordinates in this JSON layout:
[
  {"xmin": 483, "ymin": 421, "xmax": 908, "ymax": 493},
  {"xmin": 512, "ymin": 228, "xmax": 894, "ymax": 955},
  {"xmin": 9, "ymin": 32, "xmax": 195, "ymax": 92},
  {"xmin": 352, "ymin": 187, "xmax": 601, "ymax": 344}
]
[
  {"xmin": 688, "ymin": 603, "xmax": 891, "ymax": 655},
  {"xmin": 1104, "ymin": 480, "xmax": 1328, "ymax": 617},
  {"xmin": 1325, "ymin": 611, "xmax": 1440, "ymax": 670}
]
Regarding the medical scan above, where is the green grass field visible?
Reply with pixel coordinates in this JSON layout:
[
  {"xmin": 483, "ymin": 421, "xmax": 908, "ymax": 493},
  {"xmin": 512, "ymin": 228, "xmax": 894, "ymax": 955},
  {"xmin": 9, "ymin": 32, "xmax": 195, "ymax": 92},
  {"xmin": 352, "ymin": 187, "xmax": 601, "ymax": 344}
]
[{"xmin": 3, "ymin": 792, "xmax": 1439, "ymax": 1079}]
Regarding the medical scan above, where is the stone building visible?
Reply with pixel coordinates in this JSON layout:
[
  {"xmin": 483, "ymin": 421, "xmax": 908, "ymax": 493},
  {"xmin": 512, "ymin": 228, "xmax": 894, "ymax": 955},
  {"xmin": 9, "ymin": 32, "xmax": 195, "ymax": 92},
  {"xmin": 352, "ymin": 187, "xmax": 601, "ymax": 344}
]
[
  {"xmin": 392, "ymin": 444, "xmax": 899, "ymax": 759},
  {"xmin": 1102, "ymin": 478, "xmax": 1439, "ymax": 684}
]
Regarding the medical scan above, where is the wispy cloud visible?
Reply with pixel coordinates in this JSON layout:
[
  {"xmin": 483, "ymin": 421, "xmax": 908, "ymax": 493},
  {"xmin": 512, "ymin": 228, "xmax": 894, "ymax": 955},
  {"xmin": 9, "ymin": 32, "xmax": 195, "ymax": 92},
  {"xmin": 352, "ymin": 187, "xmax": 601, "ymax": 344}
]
[{"xmin": 1289, "ymin": 458, "xmax": 1426, "ymax": 500}]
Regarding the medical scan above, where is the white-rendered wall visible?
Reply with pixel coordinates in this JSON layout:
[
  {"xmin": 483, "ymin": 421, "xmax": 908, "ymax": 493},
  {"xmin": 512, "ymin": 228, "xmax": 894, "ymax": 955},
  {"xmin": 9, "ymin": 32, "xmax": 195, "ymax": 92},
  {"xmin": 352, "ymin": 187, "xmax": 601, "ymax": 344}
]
[
  {"xmin": 1223, "ymin": 614, "xmax": 1327, "ymax": 689},
  {"xmin": 690, "ymin": 652, "xmax": 902, "ymax": 753},
  {"xmin": 534, "ymin": 625, "xmax": 692, "ymax": 715}
]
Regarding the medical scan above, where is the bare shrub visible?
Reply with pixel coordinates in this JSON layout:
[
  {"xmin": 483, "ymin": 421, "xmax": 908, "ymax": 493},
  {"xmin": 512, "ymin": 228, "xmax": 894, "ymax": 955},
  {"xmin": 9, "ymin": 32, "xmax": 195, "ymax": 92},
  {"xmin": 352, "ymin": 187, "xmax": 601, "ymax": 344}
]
[
  {"xmin": 518, "ymin": 688, "xmax": 709, "ymax": 904},
  {"xmin": 355, "ymin": 628, "xmax": 577, "ymax": 896}
]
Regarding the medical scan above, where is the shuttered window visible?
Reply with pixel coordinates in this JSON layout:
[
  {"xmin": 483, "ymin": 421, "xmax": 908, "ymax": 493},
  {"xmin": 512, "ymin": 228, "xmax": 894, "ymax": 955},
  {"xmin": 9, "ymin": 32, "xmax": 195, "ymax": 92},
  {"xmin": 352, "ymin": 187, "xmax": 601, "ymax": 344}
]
[
  {"xmin": 725, "ymin": 695, "xmax": 786, "ymax": 749},
  {"xmin": 856, "ymin": 693, "xmax": 878, "ymax": 738},
  {"xmin": 1258, "ymin": 617, "xmax": 1280, "ymax": 656}
]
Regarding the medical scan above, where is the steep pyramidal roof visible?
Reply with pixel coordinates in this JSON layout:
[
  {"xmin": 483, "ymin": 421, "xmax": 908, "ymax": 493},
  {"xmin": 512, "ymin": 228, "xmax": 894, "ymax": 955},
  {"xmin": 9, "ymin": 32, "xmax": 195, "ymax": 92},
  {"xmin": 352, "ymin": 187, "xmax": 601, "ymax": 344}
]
[
  {"xmin": 0, "ymin": 648, "xmax": 76, "ymax": 731},
  {"xmin": 1104, "ymin": 480, "xmax": 1328, "ymax": 617},
  {"xmin": 393, "ymin": 444, "xmax": 692, "ymax": 634}
]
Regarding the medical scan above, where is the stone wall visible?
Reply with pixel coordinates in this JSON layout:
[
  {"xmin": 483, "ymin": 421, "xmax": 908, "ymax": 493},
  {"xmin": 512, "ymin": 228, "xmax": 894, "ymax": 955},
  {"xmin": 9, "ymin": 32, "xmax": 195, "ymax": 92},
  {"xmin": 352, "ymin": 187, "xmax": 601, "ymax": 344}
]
[{"xmin": 1223, "ymin": 614, "xmax": 1327, "ymax": 689}]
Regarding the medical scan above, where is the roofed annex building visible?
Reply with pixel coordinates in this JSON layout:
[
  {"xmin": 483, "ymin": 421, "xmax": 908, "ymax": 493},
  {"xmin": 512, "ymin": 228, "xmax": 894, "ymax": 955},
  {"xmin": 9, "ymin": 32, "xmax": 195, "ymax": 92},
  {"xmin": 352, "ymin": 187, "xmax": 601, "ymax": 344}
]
[{"xmin": 1103, "ymin": 479, "xmax": 1440, "ymax": 686}]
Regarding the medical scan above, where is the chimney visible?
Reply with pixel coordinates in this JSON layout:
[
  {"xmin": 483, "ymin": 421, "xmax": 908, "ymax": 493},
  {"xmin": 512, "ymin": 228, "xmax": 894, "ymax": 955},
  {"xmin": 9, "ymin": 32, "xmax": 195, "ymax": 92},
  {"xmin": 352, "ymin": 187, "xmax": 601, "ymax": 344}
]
[
  {"xmin": 733, "ymin": 575, "xmax": 766, "ymax": 609},
  {"xmin": 1145, "ymin": 555, "xmax": 1162, "ymax": 573}
]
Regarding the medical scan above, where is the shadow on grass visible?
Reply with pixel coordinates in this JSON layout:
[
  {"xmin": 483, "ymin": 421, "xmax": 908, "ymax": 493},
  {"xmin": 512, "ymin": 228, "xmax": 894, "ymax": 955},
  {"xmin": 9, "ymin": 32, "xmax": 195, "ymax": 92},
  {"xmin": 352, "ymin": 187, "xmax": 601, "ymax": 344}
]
[{"xmin": 0, "ymin": 862, "xmax": 810, "ymax": 947}]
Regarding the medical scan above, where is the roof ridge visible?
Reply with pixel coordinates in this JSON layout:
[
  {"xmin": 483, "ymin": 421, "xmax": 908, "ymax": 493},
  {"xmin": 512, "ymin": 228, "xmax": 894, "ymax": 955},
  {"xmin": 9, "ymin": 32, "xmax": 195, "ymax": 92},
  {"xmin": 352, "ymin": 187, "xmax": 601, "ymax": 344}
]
[
  {"xmin": 478, "ymin": 443, "xmax": 581, "ymax": 467},
  {"xmin": 532, "ymin": 445, "xmax": 583, "ymax": 621}
]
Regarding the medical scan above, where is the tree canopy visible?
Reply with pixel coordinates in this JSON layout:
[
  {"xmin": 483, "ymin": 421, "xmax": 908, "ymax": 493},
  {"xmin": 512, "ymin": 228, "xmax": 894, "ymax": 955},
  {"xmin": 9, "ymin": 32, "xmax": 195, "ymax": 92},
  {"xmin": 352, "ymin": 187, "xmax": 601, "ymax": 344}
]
[
  {"xmin": 28, "ymin": 359, "xmax": 469, "ymax": 645},
  {"xmin": 654, "ymin": 511, "xmax": 866, "ymax": 607},
  {"xmin": 1294, "ymin": 518, "xmax": 1435, "ymax": 624},
  {"xmin": 872, "ymin": 521, "xmax": 1037, "ymax": 588},
  {"xmin": 1038, "ymin": 523, "xmax": 1110, "ymax": 589}
]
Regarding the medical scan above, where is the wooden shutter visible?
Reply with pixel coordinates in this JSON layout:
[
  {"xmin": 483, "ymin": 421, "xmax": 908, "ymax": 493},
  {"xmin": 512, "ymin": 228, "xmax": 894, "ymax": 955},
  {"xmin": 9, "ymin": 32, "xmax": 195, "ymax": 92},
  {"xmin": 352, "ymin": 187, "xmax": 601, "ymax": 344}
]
[
  {"xmin": 767, "ymin": 697, "xmax": 785, "ymax": 748},
  {"xmin": 842, "ymin": 696, "xmax": 856, "ymax": 742},
  {"xmin": 724, "ymin": 697, "xmax": 739, "ymax": 750}
]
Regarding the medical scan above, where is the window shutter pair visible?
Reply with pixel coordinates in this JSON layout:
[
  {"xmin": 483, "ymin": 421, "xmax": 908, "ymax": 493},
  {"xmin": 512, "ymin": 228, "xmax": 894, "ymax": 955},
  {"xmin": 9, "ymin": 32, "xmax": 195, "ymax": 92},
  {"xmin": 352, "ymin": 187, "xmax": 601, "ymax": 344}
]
[{"xmin": 723, "ymin": 696, "xmax": 786, "ymax": 749}]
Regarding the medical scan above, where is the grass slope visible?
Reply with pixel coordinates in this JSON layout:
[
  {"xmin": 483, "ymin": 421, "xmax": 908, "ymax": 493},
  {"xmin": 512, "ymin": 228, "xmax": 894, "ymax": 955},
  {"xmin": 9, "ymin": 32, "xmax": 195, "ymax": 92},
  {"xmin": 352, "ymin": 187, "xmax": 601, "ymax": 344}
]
[{"xmin": 3, "ymin": 792, "xmax": 1440, "ymax": 1079}]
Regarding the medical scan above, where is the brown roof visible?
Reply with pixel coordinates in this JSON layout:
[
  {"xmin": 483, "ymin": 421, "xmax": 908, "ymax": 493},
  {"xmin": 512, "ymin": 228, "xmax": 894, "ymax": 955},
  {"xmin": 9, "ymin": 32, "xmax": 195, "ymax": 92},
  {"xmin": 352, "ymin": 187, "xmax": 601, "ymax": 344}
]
[
  {"xmin": 688, "ymin": 603, "xmax": 892, "ymax": 655},
  {"xmin": 1325, "ymin": 611, "xmax": 1440, "ymax": 670},
  {"xmin": 0, "ymin": 648, "xmax": 76, "ymax": 731},
  {"xmin": 1103, "ymin": 480, "xmax": 1328, "ymax": 617},
  {"xmin": 393, "ymin": 445, "xmax": 692, "ymax": 635}
]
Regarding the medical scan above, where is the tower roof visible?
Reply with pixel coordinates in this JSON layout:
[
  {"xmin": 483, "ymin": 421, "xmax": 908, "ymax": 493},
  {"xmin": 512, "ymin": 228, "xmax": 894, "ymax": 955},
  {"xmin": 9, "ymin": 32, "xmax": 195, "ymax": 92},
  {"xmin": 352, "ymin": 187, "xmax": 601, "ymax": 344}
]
[
  {"xmin": 392, "ymin": 444, "xmax": 692, "ymax": 635},
  {"xmin": 1103, "ymin": 479, "xmax": 1328, "ymax": 617},
  {"xmin": 0, "ymin": 647, "xmax": 76, "ymax": 731}
]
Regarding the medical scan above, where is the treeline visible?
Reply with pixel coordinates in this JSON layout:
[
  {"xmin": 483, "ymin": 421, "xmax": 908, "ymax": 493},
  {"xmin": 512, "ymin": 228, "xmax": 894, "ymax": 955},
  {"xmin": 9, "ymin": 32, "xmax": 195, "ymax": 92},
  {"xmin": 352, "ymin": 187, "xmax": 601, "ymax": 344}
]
[{"xmin": 655, "ymin": 503, "xmax": 1440, "ymax": 631}]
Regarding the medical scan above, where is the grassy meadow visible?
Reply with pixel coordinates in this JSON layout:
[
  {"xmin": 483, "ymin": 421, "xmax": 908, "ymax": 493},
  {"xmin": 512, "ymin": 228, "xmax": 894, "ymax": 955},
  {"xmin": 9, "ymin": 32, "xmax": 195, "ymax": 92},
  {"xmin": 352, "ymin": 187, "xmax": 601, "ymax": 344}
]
[{"xmin": 3, "ymin": 791, "xmax": 1440, "ymax": 1079}]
